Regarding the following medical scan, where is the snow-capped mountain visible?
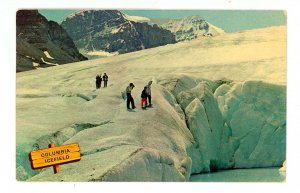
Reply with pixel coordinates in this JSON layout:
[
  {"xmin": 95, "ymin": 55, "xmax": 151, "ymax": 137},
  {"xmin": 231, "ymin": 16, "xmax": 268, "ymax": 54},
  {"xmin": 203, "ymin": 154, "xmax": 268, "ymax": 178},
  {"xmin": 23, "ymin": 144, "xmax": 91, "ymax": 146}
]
[
  {"xmin": 16, "ymin": 10, "xmax": 87, "ymax": 72},
  {"xmin": 61, "ymin": 10, "xmax": 176, "ymax": 57},
  {"xmin": 159, "ymin": 15, "xmax": 225, "ymax": 41}
]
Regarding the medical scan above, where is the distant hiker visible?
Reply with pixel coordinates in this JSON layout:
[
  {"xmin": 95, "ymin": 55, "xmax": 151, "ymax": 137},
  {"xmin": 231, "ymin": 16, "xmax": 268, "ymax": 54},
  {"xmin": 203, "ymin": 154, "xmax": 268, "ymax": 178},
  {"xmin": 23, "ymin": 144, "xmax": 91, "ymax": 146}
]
[
  {"xmin": 145, "ymin": 81, "xmax": 153, "ymax": 107},
  {"xmin": 103, "ymin": 73, "xmax": 108, "ymax": 87},
  {"xmin": 96, "ymin": 74, "xmax": 102, "ymax": 89},
  {"xmin": 141, "ymin": 87, "xmax": 148, "ymax": 109},
  {"xmin": 126, "ymin": 83, "xmax": 136, "ymax": 110}
]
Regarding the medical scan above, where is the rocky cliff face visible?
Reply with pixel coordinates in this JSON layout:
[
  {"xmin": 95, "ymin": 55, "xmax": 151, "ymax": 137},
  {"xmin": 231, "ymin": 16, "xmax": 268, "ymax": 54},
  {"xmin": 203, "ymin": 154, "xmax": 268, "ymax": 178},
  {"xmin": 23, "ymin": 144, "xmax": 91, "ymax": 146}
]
[
  {"xmin": 16, "ymin": 10, "xmax": 87, "ymax": 72},
  {"xmin": 61, "ymin": 10, "xmax": 176, "ymax": 56},
  {"xmin": 159, "ymin": 15, "xmax": 225, "ymax": 41}
]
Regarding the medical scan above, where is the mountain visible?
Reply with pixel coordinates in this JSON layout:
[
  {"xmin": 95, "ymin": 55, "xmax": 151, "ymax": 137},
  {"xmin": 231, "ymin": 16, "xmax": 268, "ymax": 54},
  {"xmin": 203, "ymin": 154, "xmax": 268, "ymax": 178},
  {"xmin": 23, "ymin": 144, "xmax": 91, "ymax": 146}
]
[
  {"xmin": 155, "ymin": 15, "xmax": 225, "ymax": 41},
  {"xmin": 61, "ymin": 10, "xmax": 176, "ymax": 58},
  {"xmin": 16, "ymin": 10, "xmax": 87, "ymax": 72},
  {"xmin": 16, "ymin": 26, "xmax": 286, "ymax": 181}
]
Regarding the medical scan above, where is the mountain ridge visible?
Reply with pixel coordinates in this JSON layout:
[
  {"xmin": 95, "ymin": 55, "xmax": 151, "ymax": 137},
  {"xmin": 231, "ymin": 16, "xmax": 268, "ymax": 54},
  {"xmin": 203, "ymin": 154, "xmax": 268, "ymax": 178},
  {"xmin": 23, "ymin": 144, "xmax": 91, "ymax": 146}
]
[
  {"xmin": 159, "ymin": 15, "xmax": 225, "ymax": 41},
  {"xmin": 16, "ymin": 10, "xmax": 87, "ymax": 72},
  {"xmin": 61, "ymin": 10, "xmax": 176, "ymax": 58}
]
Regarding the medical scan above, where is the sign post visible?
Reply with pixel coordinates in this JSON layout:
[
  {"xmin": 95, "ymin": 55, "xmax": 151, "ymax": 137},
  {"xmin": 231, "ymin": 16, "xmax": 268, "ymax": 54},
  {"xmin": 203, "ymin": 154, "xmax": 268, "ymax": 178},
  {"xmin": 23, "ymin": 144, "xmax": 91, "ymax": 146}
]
[
  {"xmin": 49, "ymin": 144, "xmax": 60, "ymax": 173},
  {"xmin": 29, "ymin": 143, "xmax": 81, "ymax": 174}
]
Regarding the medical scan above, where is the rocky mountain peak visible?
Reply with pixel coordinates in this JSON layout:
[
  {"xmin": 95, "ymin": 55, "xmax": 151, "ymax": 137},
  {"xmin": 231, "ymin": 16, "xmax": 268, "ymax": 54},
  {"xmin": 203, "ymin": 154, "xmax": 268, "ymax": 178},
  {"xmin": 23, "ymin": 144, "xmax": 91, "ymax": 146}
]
[
  {"xmin": 161, "ymin": 15, "xmax": 225, "ymax": 41},
  {"xmin": 17, "ymin": 10, "xmax": 49, "ymax": 49},
  {"xmin": 61, "ymin": 10, "xmax": 176, "ymax": 58},
  {"xmin": 16, "ymin": 10, "xmax": 87, "ymax": 72}
]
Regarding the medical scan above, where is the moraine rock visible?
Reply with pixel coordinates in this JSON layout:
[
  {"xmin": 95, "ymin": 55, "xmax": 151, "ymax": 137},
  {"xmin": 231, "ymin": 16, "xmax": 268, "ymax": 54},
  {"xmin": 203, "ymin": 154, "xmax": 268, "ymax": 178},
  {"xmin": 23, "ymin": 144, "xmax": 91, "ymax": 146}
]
[{"xmin": 16, "ymin": 10, "xmax": 87, "ymax": 72}]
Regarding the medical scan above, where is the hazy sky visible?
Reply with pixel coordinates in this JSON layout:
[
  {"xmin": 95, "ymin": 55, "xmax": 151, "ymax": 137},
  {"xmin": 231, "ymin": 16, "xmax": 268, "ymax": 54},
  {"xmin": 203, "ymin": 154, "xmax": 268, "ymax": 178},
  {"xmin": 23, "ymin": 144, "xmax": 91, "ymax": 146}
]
[{"xmin": 39, "ymin": 10, "xmax": 286, "ymax": 32}]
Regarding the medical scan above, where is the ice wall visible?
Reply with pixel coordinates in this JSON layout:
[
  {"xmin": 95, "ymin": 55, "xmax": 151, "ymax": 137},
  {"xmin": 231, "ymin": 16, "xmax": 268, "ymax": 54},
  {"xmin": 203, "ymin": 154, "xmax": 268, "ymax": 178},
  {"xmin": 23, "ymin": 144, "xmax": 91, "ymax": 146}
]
[{"xmin": 158, "ymin": 75, "xmax": 286, "ymax": 174}]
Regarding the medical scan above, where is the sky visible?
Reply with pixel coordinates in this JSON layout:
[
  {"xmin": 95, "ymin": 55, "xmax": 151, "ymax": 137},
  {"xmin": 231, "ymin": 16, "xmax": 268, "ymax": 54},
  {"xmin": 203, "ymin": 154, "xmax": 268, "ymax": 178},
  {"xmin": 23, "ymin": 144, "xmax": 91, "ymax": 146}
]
[{"xmin": 38, "ymin": 9, "xmax": 286, "ymax": 33}]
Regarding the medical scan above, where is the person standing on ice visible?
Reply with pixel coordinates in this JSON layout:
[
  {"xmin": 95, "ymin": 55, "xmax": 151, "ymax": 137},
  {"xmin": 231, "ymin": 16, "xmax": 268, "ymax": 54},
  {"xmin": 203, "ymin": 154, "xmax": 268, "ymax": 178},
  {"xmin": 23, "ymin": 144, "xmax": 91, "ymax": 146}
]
[
  {"xmin": 141, "ymin": 87, "xmax": 148, "ymax": 109},
  {"xmin": 95, "ymin": 74, "xmax": 102, "ymax": 89},
  {"xmin": 102, "ymin": 73, "xmax": 108, "ymax": 88},
  {"xmin": 126, "ymin": 83, "xmax": 136, "ymax": 110},
  {"xmin": 145, "ymin": 81, "xmax": 152, "ymax": 107}
]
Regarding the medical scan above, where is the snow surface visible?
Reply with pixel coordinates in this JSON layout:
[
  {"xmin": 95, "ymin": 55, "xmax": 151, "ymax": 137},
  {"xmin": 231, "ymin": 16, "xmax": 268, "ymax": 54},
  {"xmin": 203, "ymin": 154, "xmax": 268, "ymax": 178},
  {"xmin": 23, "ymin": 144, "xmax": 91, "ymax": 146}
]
[{"xmin": 16, "ymin": 26, "xmax": 286, "ymax": 181}]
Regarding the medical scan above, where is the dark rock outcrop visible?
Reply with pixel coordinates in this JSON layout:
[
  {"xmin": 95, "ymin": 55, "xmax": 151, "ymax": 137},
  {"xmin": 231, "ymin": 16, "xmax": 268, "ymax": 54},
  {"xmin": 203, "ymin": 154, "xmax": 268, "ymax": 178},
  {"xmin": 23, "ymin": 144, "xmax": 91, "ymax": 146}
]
[
  {"xmin": 133, "ymin": 22, "xmax": 176, "ymax": 49},
  {"xmin": 16, "ymin": 10, "xmax": 87, "ymax": 72},
  {"xmin": 61, "ymin": 10, "xmax": 176, "ymax": 56}
]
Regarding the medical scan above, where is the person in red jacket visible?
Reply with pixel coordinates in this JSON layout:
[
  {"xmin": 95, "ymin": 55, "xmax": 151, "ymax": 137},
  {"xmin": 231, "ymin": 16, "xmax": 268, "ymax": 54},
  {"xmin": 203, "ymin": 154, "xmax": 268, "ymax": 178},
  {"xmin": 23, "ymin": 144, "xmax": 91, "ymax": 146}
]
[{"xmin": 141, "ymin": 87, "xmax": 148, "ymax": 109}]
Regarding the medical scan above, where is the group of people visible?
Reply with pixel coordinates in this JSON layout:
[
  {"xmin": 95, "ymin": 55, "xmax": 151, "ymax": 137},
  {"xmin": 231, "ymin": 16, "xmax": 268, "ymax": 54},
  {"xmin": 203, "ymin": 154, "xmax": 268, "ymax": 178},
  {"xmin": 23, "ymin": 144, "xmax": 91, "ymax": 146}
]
[
  {"xmin": 126, "ymin": 81, "xmax": 152, "ymax": 110},
  {"xmin": 95, "ymin": 74, "xmax": 152, "ymax": 110},
  {"xmin": 95, "ymin": 73, "xmax": 108, "ymax": 89}
]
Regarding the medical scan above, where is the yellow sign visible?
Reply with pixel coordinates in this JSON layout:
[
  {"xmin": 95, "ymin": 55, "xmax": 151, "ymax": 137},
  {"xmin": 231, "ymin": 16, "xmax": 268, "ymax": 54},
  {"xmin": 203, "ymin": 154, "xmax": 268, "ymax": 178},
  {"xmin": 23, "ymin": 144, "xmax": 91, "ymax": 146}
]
[{"xmin": 29, "ymin": 143, "xmax": 81, "ymax": 173}]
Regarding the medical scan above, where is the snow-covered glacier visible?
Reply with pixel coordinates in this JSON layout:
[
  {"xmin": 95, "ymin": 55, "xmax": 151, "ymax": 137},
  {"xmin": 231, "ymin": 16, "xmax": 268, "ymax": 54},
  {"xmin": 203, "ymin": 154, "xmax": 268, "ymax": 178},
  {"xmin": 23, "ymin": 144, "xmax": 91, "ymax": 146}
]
[
  {"xmin": 23, "ymin": 76, "xmax": 286, "ymax": 181},
  {"xmin": 16, "ymin": 26, "xmax": 286, "ymax": 181}
]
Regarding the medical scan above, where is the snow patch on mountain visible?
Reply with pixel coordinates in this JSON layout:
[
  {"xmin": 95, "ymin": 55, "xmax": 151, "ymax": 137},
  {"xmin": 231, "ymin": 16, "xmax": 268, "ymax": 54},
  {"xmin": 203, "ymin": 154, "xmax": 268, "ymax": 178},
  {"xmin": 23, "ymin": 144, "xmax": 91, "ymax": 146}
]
[
  {"xmin": 86, "ymin": 50, "xmax": 119, "ymax": 57},
  {"xmin": 43, "ymin": 51, "xmax": 54, "ymax": 59},
  {"xmin": 41, "ymin": 57, "xmax": 58, "ymax": 66},
  {"xmin": 123, "ymin": 14, "xmax": 150, "ymax": 23},
  {"xmin": 206, "ymin": 22, "xmax": 225, "ymax": 34},
  {"xmin": 64, "ymin": 10, "xmax": 92, "ymax": 21}
]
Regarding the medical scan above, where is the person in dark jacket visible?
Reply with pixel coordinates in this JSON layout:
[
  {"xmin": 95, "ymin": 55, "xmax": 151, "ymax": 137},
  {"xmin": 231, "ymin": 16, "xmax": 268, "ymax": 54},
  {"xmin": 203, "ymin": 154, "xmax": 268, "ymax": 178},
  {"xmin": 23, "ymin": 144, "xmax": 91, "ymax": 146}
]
[
  {"xmin": 103, "ymin": 73, "xmax": 108, "ymax": 87},
  {"xmin": 96, "ymin": 74, "xmax": 102, "ymax": 89},
  {"xmin": 126, "ymin": 83, "xmax": 136, "ymax": 110},
  {"xmin": 141, "ymin": 87, "xmax": 148, "ymax": 109}
]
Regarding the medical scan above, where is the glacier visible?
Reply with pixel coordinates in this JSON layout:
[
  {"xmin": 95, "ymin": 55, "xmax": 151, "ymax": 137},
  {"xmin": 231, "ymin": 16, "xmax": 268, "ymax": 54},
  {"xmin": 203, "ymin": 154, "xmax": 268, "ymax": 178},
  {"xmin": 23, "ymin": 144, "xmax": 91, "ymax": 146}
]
[
  {"xmin": 16, "ymin": 26, "xmax": 286, "ymax": 181},
  {"xmin": 158, "ymin": 76, "xmax": 286, "ymax": 174}
]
